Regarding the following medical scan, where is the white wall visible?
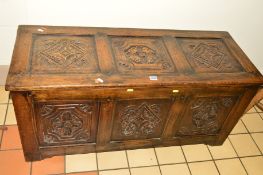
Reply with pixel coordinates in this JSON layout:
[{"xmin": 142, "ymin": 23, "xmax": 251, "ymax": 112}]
[{"xmin": 1, "ymin": 0, "xmax": 263, "ymax": 72}]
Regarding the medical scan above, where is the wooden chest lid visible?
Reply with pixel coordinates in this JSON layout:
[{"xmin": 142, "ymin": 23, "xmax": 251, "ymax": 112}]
[{"xmin": 6, "ymin": 25, "xmax": 263, "ymax": 91}]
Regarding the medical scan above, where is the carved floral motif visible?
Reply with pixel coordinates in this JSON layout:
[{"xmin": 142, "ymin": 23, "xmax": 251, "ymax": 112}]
[
  {"xmin": 39, "ymin": 104, "xmax": 93, "ymax": 144},
  {"xmin": 38, "ymin": 39, "xmax": 88, "ymax": 67},
  {"xmin": 191, "ymin": 43, "xmax": 225, "ymax": 70},
  {"xmin": 120, "ymin": 45, "xmax": 172, "ymax": 71},
  {"xmin": 178, "ymin": 97, "xmax": 234, "ymax": 135},
  {"xmin": 178, "ymin": 39, "xmax": 243, "ymax": 72},
  {"xmin": 111, "ymin": 37, "xmax": 175, "ymax": 73},
  {"xmin": 120, "ymin": 103, "xmax": 161, "ymax": 136},
  {"xmin": 31, "ymin": 36, "xmax": 98, "ymax": 73}
]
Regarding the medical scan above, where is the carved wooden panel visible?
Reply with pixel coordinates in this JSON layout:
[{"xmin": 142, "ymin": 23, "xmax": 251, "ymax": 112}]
[
  {"xmin": 176, "ymin": 96, "xmax": 237, "ymax": 136},
  {"xmin": 111, "ymin": 99, "xmax": 172, "ymax": 140},
  {"xmin": 31, "ymin": 35, "xmax": 99, "ymax": 73},
  {"xmin": 177, "ymin": 38, "xmax": 243, "ymax": 73},
  {"xmin": 35, "ymin": 102, "xmax": 98, "ymax": 146},
  {"xmin": 111, "ymin": 37, "xmax": 176, "ymax": 74}
]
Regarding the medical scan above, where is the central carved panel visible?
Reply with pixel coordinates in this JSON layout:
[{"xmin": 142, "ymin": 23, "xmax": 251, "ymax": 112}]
[
  {"xmin": 31, "ymin": 35, "xmax": 98, "ymax": 74},
  {"xmin": 111, "ymin": 37, "xmax": 176, "ymax": 73},
  {"xmin": 36, "ymin": 103, "xmax": 97, "ymax": 146},
  {"xmin": 120, "ymin": 103, "xmax": 161, "ymax": 136},
  {"xmin": 111, "ymin": 99, "xmax": 171, "ymax": 141}
]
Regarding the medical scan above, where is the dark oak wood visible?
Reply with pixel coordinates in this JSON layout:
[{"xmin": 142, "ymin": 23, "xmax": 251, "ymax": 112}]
[{"xmin": 5, "ymin": 25, "xmax": 263, "ymax": 161}]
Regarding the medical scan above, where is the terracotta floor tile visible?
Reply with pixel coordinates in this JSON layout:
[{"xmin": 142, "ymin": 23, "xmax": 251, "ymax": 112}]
[
  {"xmin": 5, "ymin": 104, "xmax": 17, "ymax": 125},
  {"xmin": 0, "ymin": 86, "xmax": 9, "ymax": 104},
  {"xmin": 242, "ymin": 113, "xmax": 263, "ymax": 132},
  {"xmin": 1, "ymin": 125, "xmax": 22, "ymax": 150},
  {"xmin": 189, "ymin": 161, "xmax": 219, "ymax": 175},
  {"xmin": 32, "ymin": 156, "xmax": 64, "ymax": 175},
  {"xmin": 155, "ymin": 146, "xmax": 185, "ymax": 164},
  {"xmin": 251, "ymin": 133, "xmax": 263, "ymax": 152},
  {"xmin": 67, "ymin": 172, "xmax": 98, "ymax": 175},
  {"xmin": 182, "ymin": 144, "xmax": 212, "ymax": 162},
  {"xmin": 208, "ymin": 139, "xmax": 237, "ymax": 159},
  {"xmin": 216, "ymin": 158, "xmax": 246, "ymax": 175},
  {"xmin": 160, "ymin": 164, "xmax": 190, "ymax": 175},
  {"xmin": 97, "ymin": 151, "xmax": 128, "ymax": 170},
  {"xmin": 127, "ymin": 148, "xmax": 158, "ymax": 167},
  {"xmin": 241, "ymin": 156, "xmax": 263, "ymax": 175},
  {"xmin": 0, "ymin": 150, "xmax": 30, "ymax": 175},
  {"xmin": 230, "ymin": 120, "xmax": 248, "ymax": 134},
  {"xmin": 130, "ymin": 166, "xmax": 161, "ymax": 175},
  {"xmin": 229, "ymin": 134, "xmax": 261, "ymax": 157},
  {"xmin": 0, "ymin": 104, "xmax": 7, "ymax": 125},
  {"xmin": 99, "ymin": 169, "xmax": 130, "ymax": 175},
  {"xmin": 66, "ymin": 153, "xmax": 97, "ymax": 173}
]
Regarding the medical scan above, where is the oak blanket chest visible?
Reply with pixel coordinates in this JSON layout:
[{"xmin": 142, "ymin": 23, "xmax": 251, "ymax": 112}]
[{"xmin": 5, "ymin": 25, "xmax": 263, "ymax": 161}]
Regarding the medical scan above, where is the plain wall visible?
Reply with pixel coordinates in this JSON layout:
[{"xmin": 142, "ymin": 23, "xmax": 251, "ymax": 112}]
[{"xmin": 0, "ymin": 0, "xmax": 263, "ymax": 72}]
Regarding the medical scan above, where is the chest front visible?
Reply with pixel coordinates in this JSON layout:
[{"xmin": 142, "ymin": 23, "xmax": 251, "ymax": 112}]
[{"xmin": 6, "ymin": 25, "xmax": 263, "ymax": 161}]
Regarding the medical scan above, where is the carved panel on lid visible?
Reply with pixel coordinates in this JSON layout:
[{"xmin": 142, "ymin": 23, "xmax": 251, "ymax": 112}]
[
  {"xmin": 111, "ymin": 99, "xmax": 172, "ymax": 141},
  {"xmin": 177, "ymin": 38, "xmax": 243, "ymax": 73},
  {"xmin": 176, "ymin": 96, "xmax": 237, "ymax": 136},
  {"xmin": 35, "ymin": 102, "xmax": 98, "ymax": 146},
  {"xmin": 111, "ymin": 37, "xmax": 176, "ymax": 74},
  {"xmin": 31, "ymin": 35, "xmax": 99, "ymax": 74}
]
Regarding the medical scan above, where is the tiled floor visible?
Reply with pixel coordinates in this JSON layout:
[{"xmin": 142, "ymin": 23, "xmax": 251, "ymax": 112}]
[{"xmin": 0, "ymin": 86, "xmax": 263, "ymax": 175}]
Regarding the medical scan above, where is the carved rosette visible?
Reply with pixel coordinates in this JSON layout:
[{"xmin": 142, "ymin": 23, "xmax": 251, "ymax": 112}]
[
  {"xmin": 111, "ymin": 37, "xmax": 175, "ymax": 73},
  {"xmin": 120, "ymin": 103, "xmax": 161, "ymax": 136},
  {"xmin": 39, "ymin": 104, "xmax": 93, "ymax": 145},
  {"xmin": 178, "ymin": 97, "xmax": 234, "ymax": 135}
]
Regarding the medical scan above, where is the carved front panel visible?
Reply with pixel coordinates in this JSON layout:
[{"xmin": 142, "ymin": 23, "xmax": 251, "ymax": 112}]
[
  {"xmin": 31, "ymin": 35, "xmax": 99, "ymax": 73},
  {"xmin": 35, "ymin": 102, "xmax": 98, "ymax": 146},
  {"xmin": 111, "ymin": 37, "xmax": 176, "ymax": 74},
  {"xmin": 176, "ymin": 96, "xmax": 237, "ymax": 136},
  {"xmin": 111, "ymin": 99, "xmax": 172, "ymax": 140},
  {"xmin": 177, "ymin": 38, "xmax": 243, "ymax": 73}
]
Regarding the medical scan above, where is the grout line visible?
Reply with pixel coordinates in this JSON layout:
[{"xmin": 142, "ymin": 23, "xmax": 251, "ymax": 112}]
[
  {"xmin": 258, "ymin": 112, "xmax": 263, "ymax": 120},
  {"xmin": 0, "ymin": 101, "xmax": 9, "ymax": 150},
  {"xmin": 97, "ymin": 166, "xmax": 133, "ymax": 173},
  {"xmin": 229, "ymin": 131, "xmax": 263, "ymax": 135},
  {"xmin": 240, "ymin": 119, "xmax": 263, "ymax": 155},
  {"xmin": 254, "ymin": 106, "xmax": 263, "ymax": 113},
  {"xmin": 0, "ymin": 148, "xmax": 23, "ymax": 151},
  {"xmin": 228, "ymin": 136, "xmax": 249, "ymax": 175},
  {"xmin": 2, "ymin": 102, "xmax": 10, "ymax": 126},
  {"xmin": 206, "ymin": 145, "xmax": 221, "ymax": 175},
  {"xmin": 87, "ymin": 154, "xmax": 263, "ymax": 172},
  {"xmin": 64, "ymin": 154, "xmax": 66, "ymax": 175},
  {"xmin": 95, "ymin": 152, "xmax": 99, "ymax": 174},
  {"xmin": 29, "ymin": 161, "xmax": 32, "ymax": 175},
  {"xmin": 180, "ymin": 146, "xmax": 192, "ymax": 175},
  {"xmin": 153, "ymin": 147, "xmax": 163, "ymax": 175},
  {"xmin": 125, "ymin": 150, "xmax": 132, "ymax": 175}
]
